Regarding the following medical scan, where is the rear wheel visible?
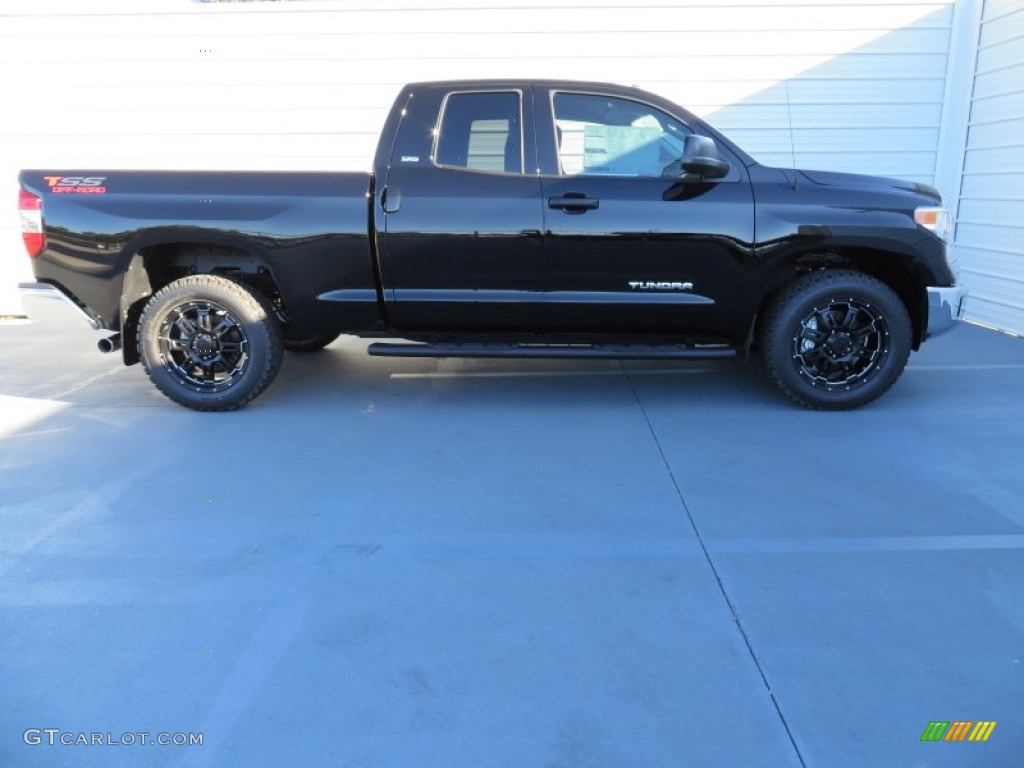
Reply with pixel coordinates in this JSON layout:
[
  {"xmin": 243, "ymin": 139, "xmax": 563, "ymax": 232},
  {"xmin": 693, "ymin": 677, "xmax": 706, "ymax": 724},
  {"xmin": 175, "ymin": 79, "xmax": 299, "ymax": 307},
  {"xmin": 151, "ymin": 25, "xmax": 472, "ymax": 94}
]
[
  {"xmin": 138, "ymin": 274, "xmax": 283, "ymax": 411},
  {"xmin": 759, "ymin": 270, "xmax": 912, "ymax": 410}
]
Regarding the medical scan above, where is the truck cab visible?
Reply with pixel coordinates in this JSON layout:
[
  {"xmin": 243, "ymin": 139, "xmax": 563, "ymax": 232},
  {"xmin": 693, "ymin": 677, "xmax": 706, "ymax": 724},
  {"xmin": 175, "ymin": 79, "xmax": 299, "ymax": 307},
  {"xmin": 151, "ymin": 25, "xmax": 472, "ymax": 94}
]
[{"xmin": 374, "ymin": 81, "xmax": 755, "ymax": 339}]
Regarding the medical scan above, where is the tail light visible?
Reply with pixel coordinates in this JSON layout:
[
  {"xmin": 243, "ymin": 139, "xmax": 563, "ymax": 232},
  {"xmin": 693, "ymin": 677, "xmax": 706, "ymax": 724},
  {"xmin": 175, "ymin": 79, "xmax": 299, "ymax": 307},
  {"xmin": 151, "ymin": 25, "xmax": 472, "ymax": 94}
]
[{"xmin": 19, "ymin": 187, "xmax": 45, "ymax": 258}]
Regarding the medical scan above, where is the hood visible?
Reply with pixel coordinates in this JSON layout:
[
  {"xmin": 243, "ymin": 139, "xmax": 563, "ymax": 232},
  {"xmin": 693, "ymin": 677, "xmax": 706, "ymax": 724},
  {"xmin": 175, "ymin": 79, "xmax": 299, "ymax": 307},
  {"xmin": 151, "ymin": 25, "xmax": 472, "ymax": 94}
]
[{"xmin": 798, "ymin": 169, "xmax": 941, "ymax": 203}]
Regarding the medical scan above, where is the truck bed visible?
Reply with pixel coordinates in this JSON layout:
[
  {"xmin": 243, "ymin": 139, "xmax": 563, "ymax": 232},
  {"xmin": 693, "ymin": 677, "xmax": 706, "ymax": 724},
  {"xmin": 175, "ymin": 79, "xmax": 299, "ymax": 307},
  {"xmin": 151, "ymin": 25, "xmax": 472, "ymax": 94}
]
[{"xmin": 18, "ymin": 170, "xmax": 378, "ymax": 334}]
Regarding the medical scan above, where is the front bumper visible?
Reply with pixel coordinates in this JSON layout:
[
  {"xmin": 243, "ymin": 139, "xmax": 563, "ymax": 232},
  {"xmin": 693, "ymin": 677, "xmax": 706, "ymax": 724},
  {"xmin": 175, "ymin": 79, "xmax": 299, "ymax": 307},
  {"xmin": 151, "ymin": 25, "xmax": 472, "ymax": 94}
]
[
  {"xmin": 18, "ymin": 282, "xmax": 102, "ymax": 330},
  {"xmin": 925, "ymin": 285, "xmax": 968, "ymax": 339}
]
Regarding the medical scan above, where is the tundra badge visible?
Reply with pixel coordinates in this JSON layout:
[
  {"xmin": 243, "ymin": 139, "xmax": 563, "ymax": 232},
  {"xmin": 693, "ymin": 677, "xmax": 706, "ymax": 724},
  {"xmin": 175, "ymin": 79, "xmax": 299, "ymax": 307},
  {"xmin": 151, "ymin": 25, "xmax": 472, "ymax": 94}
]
[{"xmin": 628, "ymin": 281, "xmax": 694, "ymax": 291}]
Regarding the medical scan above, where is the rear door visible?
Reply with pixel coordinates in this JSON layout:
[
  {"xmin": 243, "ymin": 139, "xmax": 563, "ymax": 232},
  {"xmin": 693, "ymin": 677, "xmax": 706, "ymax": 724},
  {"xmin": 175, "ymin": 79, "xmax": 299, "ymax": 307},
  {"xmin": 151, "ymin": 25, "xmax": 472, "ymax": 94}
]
[
  {"xmin": 536, "ymin": 88, "xmax": 755, "ymax": 337},
  {"xmin": 378, "ymin": 87, "xmax": 544, "ymax": 331}
]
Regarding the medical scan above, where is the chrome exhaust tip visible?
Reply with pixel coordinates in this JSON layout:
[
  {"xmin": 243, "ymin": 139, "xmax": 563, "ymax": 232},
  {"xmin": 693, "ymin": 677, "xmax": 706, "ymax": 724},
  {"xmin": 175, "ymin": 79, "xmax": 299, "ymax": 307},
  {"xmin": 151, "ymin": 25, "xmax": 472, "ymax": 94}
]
[{"xmin": 98, "ymin": 334, "xmax": 122, "ymax": 354}]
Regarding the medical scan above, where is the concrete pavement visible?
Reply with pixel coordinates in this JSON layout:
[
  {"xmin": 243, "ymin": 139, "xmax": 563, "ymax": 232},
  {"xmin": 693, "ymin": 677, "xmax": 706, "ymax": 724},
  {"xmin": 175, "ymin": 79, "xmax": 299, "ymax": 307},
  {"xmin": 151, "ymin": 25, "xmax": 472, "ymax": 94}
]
[{"xmin": 1, "ymin": 320, "xmax": 1022, "ymax": 767}]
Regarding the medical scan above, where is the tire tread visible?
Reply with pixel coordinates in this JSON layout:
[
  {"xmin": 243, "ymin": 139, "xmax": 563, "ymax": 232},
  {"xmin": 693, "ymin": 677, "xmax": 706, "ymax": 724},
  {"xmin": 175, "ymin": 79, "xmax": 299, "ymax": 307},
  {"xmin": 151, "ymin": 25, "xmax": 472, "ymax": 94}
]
[
  {"xmin": 138, "ymin": 274, "xmax": 283, "ymax": 411},
  {"xmin": 758, "ymin": 269, "xmax": 911, "ymax": 410}
]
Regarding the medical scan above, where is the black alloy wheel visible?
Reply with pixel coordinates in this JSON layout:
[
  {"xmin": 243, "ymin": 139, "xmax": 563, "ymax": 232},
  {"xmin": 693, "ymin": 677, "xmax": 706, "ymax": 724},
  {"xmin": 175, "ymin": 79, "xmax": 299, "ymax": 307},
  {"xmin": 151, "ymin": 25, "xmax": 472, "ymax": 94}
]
[
  {"xmin": 158, "ymin": 299, "xmax": 249, "ymax": 391},
  {"xmin": 138, "ymin": 274, "xmax": 284, "ymax": 411},
  {"xmin": 792, "ymin": 296, "xmax": 888, "ymax": 392},
  {"xmin": 759, "ymin": 270, "xmax": 912, "ymax": 410}
]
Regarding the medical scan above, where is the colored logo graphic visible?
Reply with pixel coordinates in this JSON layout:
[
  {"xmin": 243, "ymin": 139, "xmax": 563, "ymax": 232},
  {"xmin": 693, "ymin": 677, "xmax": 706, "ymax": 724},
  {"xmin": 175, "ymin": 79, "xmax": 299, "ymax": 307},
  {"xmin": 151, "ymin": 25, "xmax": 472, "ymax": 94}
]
[
  {"xmin": 921, "ymin": 721, "xmax": 996, "ymax": 742},
  {"xmin": 43, "ymin": 176, "xmax": 108, "ymax": 195}
]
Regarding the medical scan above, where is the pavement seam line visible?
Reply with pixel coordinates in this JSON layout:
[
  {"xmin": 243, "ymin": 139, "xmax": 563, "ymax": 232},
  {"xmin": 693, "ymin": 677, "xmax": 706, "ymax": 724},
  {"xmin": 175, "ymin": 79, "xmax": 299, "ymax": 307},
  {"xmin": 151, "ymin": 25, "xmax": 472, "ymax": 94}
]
[{"xmin": 619, "ymin": 363, "xmax": 808, "ymax": 768}]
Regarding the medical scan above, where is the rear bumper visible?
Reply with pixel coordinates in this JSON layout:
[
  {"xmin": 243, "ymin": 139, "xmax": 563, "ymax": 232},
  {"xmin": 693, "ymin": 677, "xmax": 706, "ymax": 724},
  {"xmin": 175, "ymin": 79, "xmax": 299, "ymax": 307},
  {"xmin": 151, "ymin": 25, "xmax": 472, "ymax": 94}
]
[
  {"xmin": 925, "ymin": 285, "xmax": 968, "ymax": 339},
  {"xmin": 18, "ymin": 282, "xmax": 103, "ymax": 330}
]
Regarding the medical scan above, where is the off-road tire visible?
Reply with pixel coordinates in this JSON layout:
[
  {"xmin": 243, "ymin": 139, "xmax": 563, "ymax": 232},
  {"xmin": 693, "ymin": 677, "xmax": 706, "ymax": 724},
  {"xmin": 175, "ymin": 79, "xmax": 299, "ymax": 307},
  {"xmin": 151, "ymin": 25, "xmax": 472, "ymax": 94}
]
[
  {"xmin": 758, "ymin": 270, "xmax": 912, "ymax": 410},
  {"xmin": 138, "ymin": 274, "xmax": 284, "ymax": 411}
]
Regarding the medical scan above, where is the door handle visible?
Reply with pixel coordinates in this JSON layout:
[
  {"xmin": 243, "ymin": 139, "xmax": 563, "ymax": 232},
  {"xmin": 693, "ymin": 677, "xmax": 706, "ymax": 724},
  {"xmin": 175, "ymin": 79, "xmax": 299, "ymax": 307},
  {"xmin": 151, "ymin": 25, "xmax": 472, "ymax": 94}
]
[{"xmin": 548, "ymin": 194, "xmax": 599, "ymax": 212}]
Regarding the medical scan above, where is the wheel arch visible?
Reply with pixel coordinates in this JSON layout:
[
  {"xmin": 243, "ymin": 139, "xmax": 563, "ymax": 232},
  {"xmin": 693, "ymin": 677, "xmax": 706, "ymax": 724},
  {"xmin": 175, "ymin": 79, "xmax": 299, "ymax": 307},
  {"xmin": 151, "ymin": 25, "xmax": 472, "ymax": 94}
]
[
  {"xmin": 119, "ymin": 240, "xmax": 284, "ymax": 365},
  {"xmin": 751, "ymin": 248, "xmax": 929, "ymax": 352}
]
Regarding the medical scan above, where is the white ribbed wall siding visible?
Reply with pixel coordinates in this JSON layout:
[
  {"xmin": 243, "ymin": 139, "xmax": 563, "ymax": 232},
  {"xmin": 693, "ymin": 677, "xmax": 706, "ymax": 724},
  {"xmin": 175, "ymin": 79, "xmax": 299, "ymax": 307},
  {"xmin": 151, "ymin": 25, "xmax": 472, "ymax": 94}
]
[
  {"xmin": 0, "ymin": 0, "xmax": 967, "ymax": 317},
  {"xmin": 954, "ymin": 0, "xmax": 1024, "ymax": 335}
]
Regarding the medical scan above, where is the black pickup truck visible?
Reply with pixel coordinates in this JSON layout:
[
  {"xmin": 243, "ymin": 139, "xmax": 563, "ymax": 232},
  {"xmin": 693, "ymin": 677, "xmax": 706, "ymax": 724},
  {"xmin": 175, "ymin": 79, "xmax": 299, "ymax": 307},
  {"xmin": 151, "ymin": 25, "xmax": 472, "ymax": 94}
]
[{"xmin": 18, "ymin": 79, "xmax": 966, "ymax": 411}]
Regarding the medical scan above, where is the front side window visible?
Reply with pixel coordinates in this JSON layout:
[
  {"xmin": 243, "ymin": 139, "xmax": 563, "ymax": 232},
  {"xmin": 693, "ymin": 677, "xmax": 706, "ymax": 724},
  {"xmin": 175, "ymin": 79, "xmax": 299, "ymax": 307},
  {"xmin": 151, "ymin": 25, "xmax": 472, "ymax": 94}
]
[
  {"xmin": 434, "ymin": 91, "xmax": 523, "ymax": 174},
  {"xmin": 553, "ymin": 93, "xmax": 692, "ymax": 178}
]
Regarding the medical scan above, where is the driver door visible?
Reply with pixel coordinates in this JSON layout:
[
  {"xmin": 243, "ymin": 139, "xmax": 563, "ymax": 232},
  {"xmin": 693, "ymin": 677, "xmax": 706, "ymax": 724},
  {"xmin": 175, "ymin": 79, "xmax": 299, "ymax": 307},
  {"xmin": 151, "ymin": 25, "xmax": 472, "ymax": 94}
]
[{"xmin": 538, "ymin": 90, "xmax": 754, "ymax": 336}]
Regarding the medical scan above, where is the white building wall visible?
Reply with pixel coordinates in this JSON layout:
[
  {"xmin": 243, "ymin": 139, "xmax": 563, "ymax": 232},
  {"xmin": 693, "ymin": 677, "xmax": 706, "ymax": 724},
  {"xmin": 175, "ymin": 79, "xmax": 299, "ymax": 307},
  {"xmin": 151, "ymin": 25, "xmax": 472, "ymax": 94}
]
[
  {"xmin": 954, "ymin": 0, "xmax": 1024, "ymax": 335},
  {"xmin": 0, "ymin": 0, "xmax": 958, "ymax": 316}
]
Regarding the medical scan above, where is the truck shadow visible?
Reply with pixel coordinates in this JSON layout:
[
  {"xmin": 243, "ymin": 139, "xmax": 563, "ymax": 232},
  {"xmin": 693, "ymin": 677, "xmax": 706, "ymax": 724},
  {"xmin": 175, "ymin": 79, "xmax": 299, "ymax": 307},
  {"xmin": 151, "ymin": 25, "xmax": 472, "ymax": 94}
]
[{"xmin": 262, "ymin": 338, "xmax": 780, "ymax": 414}]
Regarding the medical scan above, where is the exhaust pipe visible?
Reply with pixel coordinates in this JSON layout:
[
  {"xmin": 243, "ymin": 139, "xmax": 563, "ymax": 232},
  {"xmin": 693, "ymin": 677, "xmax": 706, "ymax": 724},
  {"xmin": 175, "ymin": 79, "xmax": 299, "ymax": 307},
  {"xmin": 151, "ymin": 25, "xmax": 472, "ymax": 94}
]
[{"xmin": 98, "ymin": 334, "xmax": 121, "ymax": 354}]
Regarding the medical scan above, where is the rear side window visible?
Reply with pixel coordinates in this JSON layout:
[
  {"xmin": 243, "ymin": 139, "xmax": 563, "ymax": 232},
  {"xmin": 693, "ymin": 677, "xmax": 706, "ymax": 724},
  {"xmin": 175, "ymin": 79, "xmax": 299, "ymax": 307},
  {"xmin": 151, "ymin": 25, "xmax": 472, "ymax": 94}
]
[{"xmin": 434, "ymin": 92, "xmax": 523, "ymax": 175}]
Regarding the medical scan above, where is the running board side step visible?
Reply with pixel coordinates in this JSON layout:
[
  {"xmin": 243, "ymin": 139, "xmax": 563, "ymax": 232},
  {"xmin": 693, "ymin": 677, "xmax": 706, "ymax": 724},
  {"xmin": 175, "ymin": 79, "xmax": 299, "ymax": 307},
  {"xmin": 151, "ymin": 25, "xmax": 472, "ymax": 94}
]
[{"xmin": 367, "ymin": 342, "xmax": 736, "ymax": 360}]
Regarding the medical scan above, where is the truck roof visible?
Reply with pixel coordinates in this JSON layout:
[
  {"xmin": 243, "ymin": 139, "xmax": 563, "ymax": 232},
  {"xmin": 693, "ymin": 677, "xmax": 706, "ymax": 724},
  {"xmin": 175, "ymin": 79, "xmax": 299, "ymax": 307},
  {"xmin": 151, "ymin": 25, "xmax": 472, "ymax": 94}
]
[{"xmin": 405, "ymin": 78, "xmax": 646, "ymax": 92}]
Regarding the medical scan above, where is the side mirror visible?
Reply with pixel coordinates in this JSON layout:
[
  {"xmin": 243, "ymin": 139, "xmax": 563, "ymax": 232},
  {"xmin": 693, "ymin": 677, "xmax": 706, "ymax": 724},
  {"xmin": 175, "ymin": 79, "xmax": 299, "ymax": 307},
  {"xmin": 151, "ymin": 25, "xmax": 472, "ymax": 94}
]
[{"xmin": 682, "ymin": 135, "xmax": 730, "ymax": 179}]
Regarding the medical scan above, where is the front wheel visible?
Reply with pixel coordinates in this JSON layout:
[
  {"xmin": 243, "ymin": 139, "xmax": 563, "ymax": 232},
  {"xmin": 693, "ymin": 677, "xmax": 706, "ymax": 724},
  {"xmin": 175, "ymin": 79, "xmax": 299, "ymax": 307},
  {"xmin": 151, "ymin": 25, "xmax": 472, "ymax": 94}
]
[
  {"xmin": 138, "ymin": 274, "xmax": 284, "ymax": 411},
  {"xmin": 758, "ymin": 270, "xmax": 912, "ymax": 410}
]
